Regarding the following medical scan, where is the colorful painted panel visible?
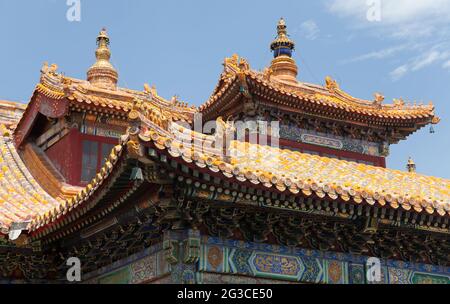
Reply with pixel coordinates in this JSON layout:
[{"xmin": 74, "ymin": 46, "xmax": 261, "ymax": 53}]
[
  {"xmin": 200, "ymin": 237, "xmax": 450, "ymax": 285},
  {"xmin": 388, "ymin": 268, "xmax": 412, "ymax": 284},
  {"xmin": 130, "ymin": 254, "xmax": 156, "ymax": 284},
  {"xmin": 199, "ymin": 245, "xmax": 226, "ymax": 273},
  {"xmin": 349, "ymin": 264, "xmax": 365, "ymax": 284},
  {"xmin": 299, "ymin": 256, "xmax": 323, "ymax": 283},
  {"xmin": 411, "ymin": 273, "xmax": 450, "ymax": 284},
  {"xmin": 323, "ymin": 260, "xmax": 348, "ymax": 284},
  {"xmin": 249, "ymin": 252, "xmax": 304, "ymax": 280},
  {"xmin": 85, "ymin": 247, "xmax": 169, "ymax": 284}
]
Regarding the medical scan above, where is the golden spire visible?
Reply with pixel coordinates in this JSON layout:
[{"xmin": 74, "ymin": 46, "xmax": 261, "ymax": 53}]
[
  {"xmin": 270, "ymin": 18, "xmax": 295, "ymax": 52},
  {"xmin": 87, "ymin": 28, "xmax": 118, "ymax": 89},
  {"xmin": 407, "ymin": 157, "xmax": 416, "ymax": 173},
  {"xmin": 269, "ymin": 18, "xmax": 298, "ymax": 84}
]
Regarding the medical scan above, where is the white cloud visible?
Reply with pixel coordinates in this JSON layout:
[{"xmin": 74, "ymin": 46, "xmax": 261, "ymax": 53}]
[
  {"xmin": 327, "ymin": 0, "xmax": 450, "ymax": 25},
  {"xmin": 390, "ymin": 65, "xmax": 408, "ymax": 81},
  {"xmin": 411, "ymin": 51, "xmax": 442, "ymax": 71},
  {"xmin": 299, "ymin": 20, "xmax": 320, "ymax": 40},
  {"xmin": 342, "ymin": 44, "xmax": 408, "ymax": 63},
  {"xmin": 443, "ymin": 60, "xmax": 450, "ymax": 69},
  {"xmin": 389, "ymin": 50, "xmax": 450, "ymax": 80},
  {"xmin": 326, "ymin": 0, "xmax": 450, "ymax": 78}
]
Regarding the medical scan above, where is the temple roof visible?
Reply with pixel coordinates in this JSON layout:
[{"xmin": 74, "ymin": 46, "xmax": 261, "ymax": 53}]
[
  {"xmin": 24, "ymin": 107, "xmax": 450, "ymax": 237},
  {"xmin": 200, "ymin": 54, "xmax": 438, "ymax": 128},
  {"xmin": 35, "ymin": 64, "xmax": 196, "ymax": 121},
  {"xmin": 136, "ymin": 120, "xmax": 450, "ymax": 217},
  {"xmin": 1, "ymin": 26, "xmax": 447, "ymax": 241}
]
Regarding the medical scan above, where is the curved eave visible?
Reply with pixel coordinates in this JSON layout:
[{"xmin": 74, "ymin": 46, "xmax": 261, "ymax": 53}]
[
  {"xmin": 28, "ymin": 142, "xmax": 128, "ymax": 241},
  {"xmin": 136, "ymin": 120, "xmax": 450, "ymax": 220},
  {"xmin": 199, "ymin": 68, "xmax": 438, "ymax": 131}
]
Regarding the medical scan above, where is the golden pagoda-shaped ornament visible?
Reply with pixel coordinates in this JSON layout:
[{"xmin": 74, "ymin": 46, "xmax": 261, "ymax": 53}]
[
  {"xmin": 87, "ymin": 28, "xmax": 119, "ymax": 89},
  {"xmin": 269, "ymin": 18, "xmax": 298, "ymax": 84}
]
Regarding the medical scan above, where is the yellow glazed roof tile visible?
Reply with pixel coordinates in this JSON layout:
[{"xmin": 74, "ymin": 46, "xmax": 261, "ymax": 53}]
[
  {"xmin": 0, "ymin": 126, "xmax": 62, "ymax": 233},
  {"xmin": 138, "ymin": 119, "xmax": 450, "ymax": 217},
  {"xmin": 200, "ymin": 55, "xmax": 437, "ymax": 123}
]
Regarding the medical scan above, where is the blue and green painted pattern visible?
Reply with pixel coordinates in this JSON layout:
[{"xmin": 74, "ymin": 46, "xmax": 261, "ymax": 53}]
[
  {"xmin": 84, "ymin": 235, "xmax": 449, "ymax": 284},
  {"xmin": 199, "ymin": 237, "xmax": 450, "ymax": 284}
]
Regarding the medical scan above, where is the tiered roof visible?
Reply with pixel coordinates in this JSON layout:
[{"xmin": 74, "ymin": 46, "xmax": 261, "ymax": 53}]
[
  {"xmin": 0, "ymin": 26, "xmax": 448, "ymax": 243},
  {"xmin": 200, "ymin": 19, "xmax": 438, "ymax": 144},
  {"xmin": 14, "ymin": 30, "xmax": 195, "ymax": 148},
  {"xmin": 24, "ymin": 107, "xmax": 450, "ymax": 238}
]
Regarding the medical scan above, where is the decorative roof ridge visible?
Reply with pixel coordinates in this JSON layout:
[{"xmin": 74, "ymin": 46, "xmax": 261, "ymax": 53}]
[{"xmin": 205, "ymin": 55, "xmax": 438, "ymax": 119}]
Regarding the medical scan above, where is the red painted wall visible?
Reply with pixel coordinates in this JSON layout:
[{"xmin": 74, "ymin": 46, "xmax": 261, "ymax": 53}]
[
  {"xmin": 46, "ymin": 129, "xmax": 119, "ymax": 186},
  {"xmin": 46, "ymin": 129, "xmax": 81, "ymax": 185}
]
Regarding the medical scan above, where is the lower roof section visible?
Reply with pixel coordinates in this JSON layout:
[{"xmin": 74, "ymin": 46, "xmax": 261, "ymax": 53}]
[
  {"xmin": 138, "ymin": 117, "xmax": 450, "ymax": 218},
  {"xmin": 2, "ymin": 109, "xmax": 450, "ymax": 238}
]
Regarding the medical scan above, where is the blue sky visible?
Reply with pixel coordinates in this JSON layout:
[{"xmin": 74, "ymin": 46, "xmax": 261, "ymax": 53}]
[{"xmin": 0, "ymin": 0, "xmax": 449, "ymax": 178}]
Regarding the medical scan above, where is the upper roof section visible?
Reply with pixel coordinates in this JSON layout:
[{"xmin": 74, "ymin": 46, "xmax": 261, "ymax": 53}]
[
  {"xmin": 34, "ymin": 65, "xmax": 195, "ymax": 122},
  {"xmin": 32, "ymin": 28, "xmax": 196, "ymax": 121},
  {"xmin": 13, "ymin": 29, "xmax": 196, "ymax": 147},
  {"xmin": 199, "ymin": 19, "xmax": 439, "ymax": 137}
]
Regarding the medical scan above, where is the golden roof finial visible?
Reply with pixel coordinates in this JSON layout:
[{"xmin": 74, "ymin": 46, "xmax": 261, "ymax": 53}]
[
  {"xmin": 277, "ymin": 18, "xmax": 288, "ymax": 37},
  {"xmin": 87, "ymin": 28, "xmax": 118, "ymax": 89},
  {"xmin": 407, "ymin": 157, "xmax": 416, "ymax": 173},
  {"xmin": 269, "ymin": 18, "xmax": 298, "ymax": 83},
  {"xmin": 270, "ymin": 18, "xmax": 295, "ymax": 54}
]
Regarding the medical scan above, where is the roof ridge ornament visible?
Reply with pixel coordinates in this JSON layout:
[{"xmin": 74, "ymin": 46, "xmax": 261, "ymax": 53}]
[
  {"xmin": 407, "ymin": 157, "xmax": 416, "ymax": 173},
  {"xmin": 87, "ymin": 28, "xmax": 119, "ymax": 90},
  {"xmin": 325, "ymin": 76, "xmax": 339, "ymax": 92}
]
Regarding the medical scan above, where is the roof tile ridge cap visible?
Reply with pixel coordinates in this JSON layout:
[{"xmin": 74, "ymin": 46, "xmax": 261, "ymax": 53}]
[
  {"xmin": 332, "ymin": 88, "xmax": 380, "ymax": 108},
  {"xmin": 83, "ymin": 83, "xmax": 133, "ymax": 99},
  {"xmin": 333, "ymin": 88, "xmax": 434, "ymax": 113},
  {"xmin": 258, "ymin": 75, "xmax": 314, "ymax": 97},
  {"xmin": 151, "ymin": 94, "xmax": 195, "ymax": 112}
]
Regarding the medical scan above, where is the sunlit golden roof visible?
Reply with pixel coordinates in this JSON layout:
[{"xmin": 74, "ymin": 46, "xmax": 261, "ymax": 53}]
[
  {"xmin": 200, "ymin": 54, "xmax": 438, "ymax": 125},
  {"xmin": 23, "ymin": 109, "xmax": 450, "ymax": 237},
  {"xmin": 136, "ymin": 118, "xmax": 450, "ymax": 218},
  {"xmin": 23, "ymin": 62, "xmax": 196, "ymax": 123}
]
